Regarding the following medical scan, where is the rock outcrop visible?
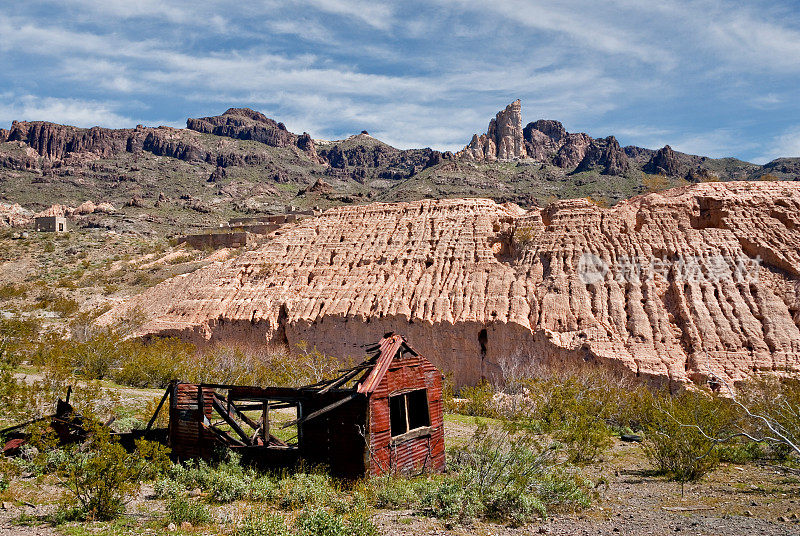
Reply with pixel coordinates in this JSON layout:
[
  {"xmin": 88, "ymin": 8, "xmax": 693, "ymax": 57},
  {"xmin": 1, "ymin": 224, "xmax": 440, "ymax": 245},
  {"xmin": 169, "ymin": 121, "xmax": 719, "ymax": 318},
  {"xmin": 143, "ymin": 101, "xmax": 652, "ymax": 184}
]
[
  {"xmin": 645, "ymin": 145, "xmax": 682, "ymax": 176},
  {"xmin": 460, "ymin": 100, "xmax": 527, "ymax": 161},
  {"xmin": 458, "ymin": 101, "xmax": 632, "ymax": 174},
  {"xmin": 0, "ymin": 203, "xmax": 33, "ymax": 227},
  {"xmin": 101, "ymin": 182, "xmax": 800, "ymax": 388},
  {"xmin": 316, "ymin": 135, "xmax": 441, "ymax": 183},
  {"xmin": 523, "ymin": 119, "xmax": 630, "ymax": 174},
  {"xmin": 187, "ymin": 108, "xmax": 320, "ymax": 161},
  {"xmin": 5, "ymin": 121, "xmax": 133, "ymax": 160},
  {"xmin": 0, "ymin": 109, "xmax": 323, "ymax": 169}
]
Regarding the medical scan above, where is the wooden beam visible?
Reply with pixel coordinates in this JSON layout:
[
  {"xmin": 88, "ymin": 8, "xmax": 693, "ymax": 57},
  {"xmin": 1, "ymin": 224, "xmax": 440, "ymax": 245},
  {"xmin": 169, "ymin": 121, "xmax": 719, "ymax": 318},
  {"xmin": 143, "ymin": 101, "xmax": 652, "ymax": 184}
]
[
  {"xmin": 144, "ymin": 383, "xmax": 172, "ymax": 432},
  {"xmin": 281, "ymin": 393, "xmax": 358, "ymax": 428},
  {"xmin": 318, "ymin": 365, "xmax": 372, "ymax": 394},
  {"xmin": 211, "ymin": 397, "xmax": 252, "ymax": 445},
  {"xmin": 214, "ymin": 394, "xmax": 261, "ymax": 431},
  {"xmin": 201, "ymin": 421, "xmax": 245, "ymax": 447}
]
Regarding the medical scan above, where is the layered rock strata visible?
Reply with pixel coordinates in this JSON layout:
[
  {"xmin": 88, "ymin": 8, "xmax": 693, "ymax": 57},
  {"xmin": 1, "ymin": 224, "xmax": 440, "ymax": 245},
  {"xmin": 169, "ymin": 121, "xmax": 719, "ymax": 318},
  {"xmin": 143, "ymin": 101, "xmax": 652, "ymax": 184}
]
[{"xmin": 100, "ymin": 182, "xmax": 800, "ymax": 387}]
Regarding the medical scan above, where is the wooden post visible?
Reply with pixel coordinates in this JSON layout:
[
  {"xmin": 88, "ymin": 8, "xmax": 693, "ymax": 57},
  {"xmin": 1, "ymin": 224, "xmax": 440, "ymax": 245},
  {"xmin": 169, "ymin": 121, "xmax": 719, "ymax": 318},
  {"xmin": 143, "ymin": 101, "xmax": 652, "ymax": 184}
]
[{"xmin": 268, "ymin": 400, "xmax": 269, "ymax": 445}]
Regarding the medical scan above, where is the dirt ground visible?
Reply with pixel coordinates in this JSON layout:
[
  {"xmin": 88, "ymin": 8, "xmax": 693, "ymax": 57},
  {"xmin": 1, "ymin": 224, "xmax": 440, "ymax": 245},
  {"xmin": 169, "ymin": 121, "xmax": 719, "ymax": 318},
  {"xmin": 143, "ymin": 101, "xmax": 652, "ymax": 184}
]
[{"xmin": 2, "ymin": 418, "xmax": 799, "ymax": 536}]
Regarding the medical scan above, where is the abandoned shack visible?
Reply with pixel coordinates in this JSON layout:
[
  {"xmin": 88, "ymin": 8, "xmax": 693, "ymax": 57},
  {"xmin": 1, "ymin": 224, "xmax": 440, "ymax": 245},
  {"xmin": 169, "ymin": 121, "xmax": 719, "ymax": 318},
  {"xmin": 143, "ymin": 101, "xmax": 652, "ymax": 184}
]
[
  {"xmin": 35, "ymin": 215, "xmax": 67, "ymax": 232},
  {"xmin": 160, "ymin": 334, "xmax": 444, "ymax": 478}
]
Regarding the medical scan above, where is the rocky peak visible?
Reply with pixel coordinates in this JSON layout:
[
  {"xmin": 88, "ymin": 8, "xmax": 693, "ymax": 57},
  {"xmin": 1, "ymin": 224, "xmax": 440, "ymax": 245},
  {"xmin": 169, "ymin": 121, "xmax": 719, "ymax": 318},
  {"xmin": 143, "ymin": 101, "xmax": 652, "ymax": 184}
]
[
  {"xmin": 522, "ymin": 119, "xmax": 629, "ymax": 175},
  {"xmin": 644, "ymin": 145, "xmax": 682, "ymax": 176},
  {"xmin": 526, "ymin": 119, "xmax": 566, "ymax": 142},
  {"xmin": 6, "ymin": 121, "xmax": 133, "ymax": 160},
  {"xmin": 576, "ymin": 135, "xmax": 630, "ymax": 175},
  {"xmin": 187, "ymin": 109, "xmax": 320, "ymax": 161},
  {"xmin": 459, "ymin": 100, "xmax": 527, "ymax": 161},
  {"xmin": 221, "ymin": 107, "xmax": 272, "ymax": 124}
]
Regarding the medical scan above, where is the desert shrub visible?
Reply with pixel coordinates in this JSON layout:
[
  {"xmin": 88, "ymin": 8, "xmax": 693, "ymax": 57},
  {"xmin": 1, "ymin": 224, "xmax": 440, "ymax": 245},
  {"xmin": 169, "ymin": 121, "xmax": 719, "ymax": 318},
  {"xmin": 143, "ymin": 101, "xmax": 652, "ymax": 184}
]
[
  {"xmin": 295, "ymin": 508, "xmax": 345, "ymax": 536},
  {"xmin": 450, "ymin": 381, "xmax": 498, "ymax": 418},
  {"xmin": 209, "ymin": 468, "xmax": 249, "ymax": 503},
  {"xmin": 367, "ymin": 475, "xmax": 425, "ymax": 509},
  {"xmin": 0, "ymin": 283, "xmax": 26, "ymax": 300},
  {"xmin": 294, "ymin": 507, "xmax": 377, "ymax": 536},
  {"xmin": 513, "ymin": 224, "xmax": 538, "ymax": 250},
  {"xmin": 641, "ymin": 390, "xmax": 738, "ymax": 484},
  {"xmin": 234, "ymin": 509, "xmax": 289, "ymax": 536},
  {"xmin": 154, "ymin": 477, "xmax": 185, "ymax": 499},
  {"xmin": 514, "ymin": 375, "xmax": 618, "ymax": 464},
  {"xmin": 428, "ymin": 424, "xmax": 592, "ymax": 525},
  {"xmin": 276, "ymin": 472, "xmax": 337, "ymax": 510},
  {"xmin": 166, "ymin": 496, "xmax": 212, "ymax": 525},
  {"xmin": 35, "ymin": 292, "xmax": 79, "ymax": 317},
  {"xmin": 248, "ymin": 475, "xmax": 277, "ymax": 502},
  {"xmin": 642, "ymin": 173, "xmax": 672, "ymax": 193},
  {"xmin": 342, "ymin": 508, "xmax": 379, "ymax": 536},
  {"xmin": 737, "ymin": 377, "xmax": 800, "ymax": 462},
  {"xmin": 114, "ymin": 337, "xmax": 196, "ymax": 388},
  {"xmin": 57, "ymin": 420, "xmax": 171, "ymax": 520},
  {"xmin": 0, "ymin": 317, "xmax": 40, "ymax": 365},
  {"xmin": 554, "ymin": 413, "xmax": 613, "ymax": 465},
  {"xmin": 423, "ymin": 478, "xmax": 484, "ymax": 523}
]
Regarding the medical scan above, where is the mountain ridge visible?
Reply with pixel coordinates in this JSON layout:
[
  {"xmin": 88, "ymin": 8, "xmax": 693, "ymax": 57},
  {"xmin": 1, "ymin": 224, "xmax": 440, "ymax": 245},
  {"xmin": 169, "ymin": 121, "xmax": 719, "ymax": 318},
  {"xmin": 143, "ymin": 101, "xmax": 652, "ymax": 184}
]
[{"xmin": 0, "ymin": 101, "xmax": 796, "ymax": 235}]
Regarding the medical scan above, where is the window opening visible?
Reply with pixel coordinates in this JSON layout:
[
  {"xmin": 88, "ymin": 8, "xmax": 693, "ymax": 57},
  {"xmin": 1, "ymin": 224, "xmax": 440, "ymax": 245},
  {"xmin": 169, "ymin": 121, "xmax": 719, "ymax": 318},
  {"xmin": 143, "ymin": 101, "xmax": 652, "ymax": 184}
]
[{"xmin": 389, "ymin": 389, "xmax": 430, "ymax": 437}]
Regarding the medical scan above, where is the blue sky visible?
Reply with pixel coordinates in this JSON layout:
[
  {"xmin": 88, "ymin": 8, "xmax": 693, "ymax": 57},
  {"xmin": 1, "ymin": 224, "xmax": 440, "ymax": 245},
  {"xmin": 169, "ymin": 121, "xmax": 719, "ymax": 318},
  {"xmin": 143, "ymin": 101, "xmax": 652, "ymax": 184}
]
[{"xmin": 1, "ymin": 1, "xmax": 799, "ymax": 164}]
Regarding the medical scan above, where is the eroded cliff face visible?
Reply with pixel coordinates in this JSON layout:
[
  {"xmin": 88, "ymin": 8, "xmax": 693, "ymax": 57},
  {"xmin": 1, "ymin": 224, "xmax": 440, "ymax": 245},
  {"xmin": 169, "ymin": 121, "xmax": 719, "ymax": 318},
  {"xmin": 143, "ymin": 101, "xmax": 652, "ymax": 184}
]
[{"xmin": 101, "ymin": 182, "xmax": 800, "ymax": 387}]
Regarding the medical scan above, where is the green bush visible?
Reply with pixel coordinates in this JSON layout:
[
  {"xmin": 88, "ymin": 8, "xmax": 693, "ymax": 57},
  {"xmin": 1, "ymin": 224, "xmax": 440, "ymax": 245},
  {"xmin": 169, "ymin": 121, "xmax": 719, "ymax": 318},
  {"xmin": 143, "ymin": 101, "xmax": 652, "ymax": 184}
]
[
  {"xmin": 294, "ymin": 508, "xmax": 347, "ymax": 536},
  {"xmin": 57, "ymin": 421, "xmax": 171, "ymax": 520},
  {"xmin": 234, "ymin": 509, "xmax": 288, "ymax": 536},
  {"xmin": 294, "ymin": 507, "xmax": 377, "ymax": 536},
  {"xmin": 153, "ymin": 477, "xmax": 185, "ymax": 499},
  {"xmin": 276, "ymin": 472, "xmax": 337, "ymax": 510},
  {"xmin": 641, "ymin": 390, "xmax": 737, "ymax": 484},
  {"xmin": 166, "ymin": 496, "xmax": 212, "ymax": 526},
  {"xmin": 431, "ymin": 424, "xmax": 592, "ymax": 525},
  {"xmin": 449, "ymin": 381, "xmax": 498, "ymax": 418},
  {"xmin": 0, "ymin": 283, "xmax": 26, "ymax": 300},
  {"xmin": 554, "ymin": 413, "xmax": 613, "ymax": 465},
  {"xmin": 368, "ymin": 476, "xmax": 423, "ymax": 509},
  {"xmin": 248, "ymin": 475, "xmax": 277, "ymax": 502},
  {"xmin": 209, "ymin": 470, "xmax": 249, "ymax": 503}
]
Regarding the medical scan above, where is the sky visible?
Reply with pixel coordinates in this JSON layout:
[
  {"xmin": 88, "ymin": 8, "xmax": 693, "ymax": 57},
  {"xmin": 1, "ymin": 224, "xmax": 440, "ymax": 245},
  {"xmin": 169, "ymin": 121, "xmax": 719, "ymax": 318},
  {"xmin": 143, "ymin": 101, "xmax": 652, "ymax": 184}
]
[{"xmin": 1, "ymin": 1, "xmax": 799, "ymax": 164}]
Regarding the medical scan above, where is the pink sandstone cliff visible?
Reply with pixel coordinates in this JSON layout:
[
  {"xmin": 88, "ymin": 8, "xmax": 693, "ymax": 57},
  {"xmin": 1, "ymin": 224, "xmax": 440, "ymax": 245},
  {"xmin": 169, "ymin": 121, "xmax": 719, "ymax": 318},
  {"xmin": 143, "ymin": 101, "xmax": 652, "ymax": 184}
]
[{"xmin": 100, "ymin": 182, "xmax": 800, "ymax": 387}]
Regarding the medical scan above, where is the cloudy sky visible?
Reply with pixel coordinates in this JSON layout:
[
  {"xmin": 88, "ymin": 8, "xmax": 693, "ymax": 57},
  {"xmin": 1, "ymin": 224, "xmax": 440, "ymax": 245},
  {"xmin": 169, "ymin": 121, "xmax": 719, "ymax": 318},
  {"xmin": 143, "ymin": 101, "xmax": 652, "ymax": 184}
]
[{"xmin": 1, "ymin": 1, "xmax": 799, "ymax": 163}]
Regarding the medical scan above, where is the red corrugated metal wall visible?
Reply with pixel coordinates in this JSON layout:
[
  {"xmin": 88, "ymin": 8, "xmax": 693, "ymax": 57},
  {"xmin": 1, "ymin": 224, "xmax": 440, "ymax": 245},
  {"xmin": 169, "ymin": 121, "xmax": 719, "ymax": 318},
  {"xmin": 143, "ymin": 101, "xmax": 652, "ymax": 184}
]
[
  {"xmin": 168, "ymin": 383, "xmax": 218, "ymax": 460},
  {"xmin": 367, "ymin": 354, "xmax": 445, "ymax": 475}
]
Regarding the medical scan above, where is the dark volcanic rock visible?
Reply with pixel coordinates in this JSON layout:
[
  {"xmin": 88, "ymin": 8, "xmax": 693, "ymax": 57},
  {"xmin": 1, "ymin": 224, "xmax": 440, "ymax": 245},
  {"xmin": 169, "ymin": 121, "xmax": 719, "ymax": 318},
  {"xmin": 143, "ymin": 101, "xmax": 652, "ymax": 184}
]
[
  {"xmin": 208, "ymin": 166, "xmax": 227, "ymax": 183},
  {"xmin": 553, "ymin": 133, "xmax": 593, "ymax": 169},
  {"xmin": 142, "ymin": 129, "xmax": 205, "ymax": 162},
  {"xmin": 576, "ymin": 136, "xmax": 630, "ymax": 175},
  {"xmin": 523, "ymin": 119, "xmax": 629, "ymax": 175},
  {"xmin": 527, "ymin": 119, "xmax": 567, "ymax": 143},
  {"xmin": 317, "ymin": 135, "xmax": 440, "ymax": 183},
  {"xmin": 7, "ymin": 121, "xmax": 131, "ymax": 160},
  {"xmin": 187, "ymin": 108, "xmax": 320, "ymax": 161},
  {"xmin": 645, "ymin": 145, "xmax": 682, "ymax": 176}
]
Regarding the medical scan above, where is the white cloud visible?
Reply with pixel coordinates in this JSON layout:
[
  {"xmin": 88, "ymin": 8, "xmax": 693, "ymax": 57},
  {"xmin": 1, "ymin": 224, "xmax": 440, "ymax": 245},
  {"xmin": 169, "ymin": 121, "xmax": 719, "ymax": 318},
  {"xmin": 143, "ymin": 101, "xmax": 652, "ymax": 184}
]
[
  {"xmin": 669, "ymin": 128, "xmax": 759, "ymax": 160},
  {"xmin": 299, "ymin": 0, "xmax": 395, "ymax": 30},
  {"xmin": 0, "ymin": 96, "xmax": 135, "ymax": 128},
  {"xmin": 752, "ymin": 127, "xmax": 800, "ymax": 164}
]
